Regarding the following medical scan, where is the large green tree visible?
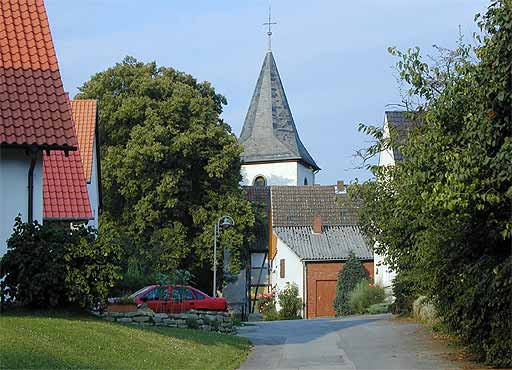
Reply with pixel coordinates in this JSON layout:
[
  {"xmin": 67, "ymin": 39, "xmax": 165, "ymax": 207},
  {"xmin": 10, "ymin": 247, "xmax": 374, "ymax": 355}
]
[
  {"xmin": 76, "ymin": 57, "xmax": 255, "ymax": 290},
  {"xmin": 351, "ymin": 1, "xmax": 511, "ymax": 366}
]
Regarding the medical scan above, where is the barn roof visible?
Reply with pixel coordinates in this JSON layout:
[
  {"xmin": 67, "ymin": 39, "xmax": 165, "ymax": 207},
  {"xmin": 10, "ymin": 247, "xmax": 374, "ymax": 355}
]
[
  {"xmin": 270, "ymin": 185, "xmax": 359, "ymax": 227},
  {"xmin": 274, "ymin": 225, "xmax": 372, "ymax": 261},
  {"xmin": 0, "ymin": 0, "xmax": 77, "ymax": 150},
  {"xmin": 238, "ymin": 51, "xmax": 319, "ymax": 171}
]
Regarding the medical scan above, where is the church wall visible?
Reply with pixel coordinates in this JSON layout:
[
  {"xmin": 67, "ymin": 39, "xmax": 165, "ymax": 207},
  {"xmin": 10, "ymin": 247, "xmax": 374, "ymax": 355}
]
[
  {"xmin": 241, "ymin": 162, "xmax": 299, "ymax": 186},
  {"xmin": 297, "ymin": 163, "xmax": 315, "ymax": 186}
]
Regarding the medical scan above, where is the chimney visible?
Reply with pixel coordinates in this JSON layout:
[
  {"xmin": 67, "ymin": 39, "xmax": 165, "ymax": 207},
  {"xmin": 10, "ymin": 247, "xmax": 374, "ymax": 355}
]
[
  {"xmin": 336, "ymin": 180, "xmax": 345, "ymax": 193},
  {"xmin": 313, "ymin": 214, "xmax": 323, "ymax": 234}
]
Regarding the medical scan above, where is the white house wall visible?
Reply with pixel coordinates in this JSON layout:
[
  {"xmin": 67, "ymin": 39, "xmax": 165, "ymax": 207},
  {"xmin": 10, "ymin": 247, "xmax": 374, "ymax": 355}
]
[
  {"xmin": 271, "ymin": 236, "xmax": 304, "ymax": 314},
  {"xmin": 374, "ymin": 115, "xmax": 397, "ymax": 293},
  {"xmin": 379, "ymin": 116, "xmax": 395, "ymax": 167},
  {"xmin": 86, "ymin": 137, "xmax": 100, "ymax": 229},
  {"xmin": 241, "ymin": 161, "xmax": 299, "ymax": 186},
  {"xmin": 297, "ymin": 162, "xmax": 315, "ymax": 186},
  {"xmin": 0, "ymin": 147, "xmax": 43, "ymax": 256}
]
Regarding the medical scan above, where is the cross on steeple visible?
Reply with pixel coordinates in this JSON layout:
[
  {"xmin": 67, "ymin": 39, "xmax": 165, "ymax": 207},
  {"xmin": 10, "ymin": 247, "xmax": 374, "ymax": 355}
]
[{"xmin": 263, "ymin": 3, "xmax": 277, "ymax": 51}]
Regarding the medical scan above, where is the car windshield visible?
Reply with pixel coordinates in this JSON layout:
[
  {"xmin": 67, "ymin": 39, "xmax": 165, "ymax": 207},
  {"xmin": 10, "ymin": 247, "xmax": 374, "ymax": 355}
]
[{"xmin": 129, "ymin": 286, "xmax": 154, "ymax": 299}]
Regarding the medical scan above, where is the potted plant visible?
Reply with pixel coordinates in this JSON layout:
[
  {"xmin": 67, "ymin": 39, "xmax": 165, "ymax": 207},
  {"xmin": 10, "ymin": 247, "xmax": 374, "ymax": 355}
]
[{"xmin": 107, "ymin": 295, "xmax": 137, "ymax": 313}]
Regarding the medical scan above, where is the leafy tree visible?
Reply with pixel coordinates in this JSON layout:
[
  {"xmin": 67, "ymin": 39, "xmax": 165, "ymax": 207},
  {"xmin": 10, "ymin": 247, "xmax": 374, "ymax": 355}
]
[
  {"xmin": 0, "ymin": 218, "xmax": 121, "ymax": 308},
  {"xmin": 75, "ymin": 57, "xmax": 256, "ymax": 290},
  {"xmin": 333, "ymin": 252, "xmax": 369, "ymax": 316},
  {"xmin": 352, "ymin": 1, "xmax": 511, "ymax": 366}
]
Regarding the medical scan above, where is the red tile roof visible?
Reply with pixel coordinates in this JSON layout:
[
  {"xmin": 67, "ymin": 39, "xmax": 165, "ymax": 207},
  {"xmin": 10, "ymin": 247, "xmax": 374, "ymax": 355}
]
[
  {"xmin": 0, "ymin": 0, "xmax": 77, "ymax": 149},
  {"xmin": 43, "ymin": 147, "xmax": 93, "ymax": 221},
  {"xmin": 71, "ymin": 100, "xmax": 97, "ymax": 182}
]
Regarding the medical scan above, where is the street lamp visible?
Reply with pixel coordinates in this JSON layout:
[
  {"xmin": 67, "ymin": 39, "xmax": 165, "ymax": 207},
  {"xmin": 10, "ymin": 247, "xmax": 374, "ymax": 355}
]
[{"xmin": 213, "ymin": 215, "xmax": 235, "ymax": 297}]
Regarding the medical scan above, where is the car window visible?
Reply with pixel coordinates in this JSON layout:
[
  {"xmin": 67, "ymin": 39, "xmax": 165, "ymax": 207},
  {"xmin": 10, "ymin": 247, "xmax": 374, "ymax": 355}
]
[
  {"xmin": 171, "ymin": 288, "xmax": 185, "ymax": 301},
  {"xmin": 184, "ymin": 288, "xmax": 194, "ymax": 300},
  {"xmin": 193, "ymin": 290, "xmax": 206, "ymax": 300},
  {"xmin": 145, "ymin": 287, "xmax": 167, "ymax": 300},
  {"xmin": 130, "ymin": 286, "xmax": 153, "ymax": 299},
  {"xmin": 172, "ymin": 288, "xmax": 194, "ymax": 301}
]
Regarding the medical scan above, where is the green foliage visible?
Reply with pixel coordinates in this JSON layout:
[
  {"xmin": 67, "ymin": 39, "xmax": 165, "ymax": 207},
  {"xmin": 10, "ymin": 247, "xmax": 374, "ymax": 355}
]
[
  {"xmin": 75, "ymin": 56, "xmax": 256, "ymax": 286},
  {"xmin": 114, "ymin": 295, "xmax": 136, "ymax": 305},
  {"xmin": 64, "ymin": 221, "xmax": 123, "ymax": 308},
  {"xmin": 155, "ymin": 270, "xmax": 194, "ymax": 286},
  {"xmin": 0, "ymin": 218, "xmax": 121, "ymax": 309},
  {"xmin": 366, "ymin": 303, "xmax": 390, "ymax": 315},
  {"xmin": 389, "ymin": 273, "xmax": 415, "ymax": 315},
  {"xmin": 257, "ymin": 291, "xmax": 277, "ymax": 321},
  {"xmin": 352, "ymin": 2, "xmax": 511, "ymax": 366},
  {"xmin": 333, "ymin": 252, "xmax": 369, "ymax": 316},
  {"xmin": 348, "ymin": 280, "xmax": 385, "ymax": 314},
  {"xmin": 277, "ymin": 283, "xmax": 302, "ymax": 320}
]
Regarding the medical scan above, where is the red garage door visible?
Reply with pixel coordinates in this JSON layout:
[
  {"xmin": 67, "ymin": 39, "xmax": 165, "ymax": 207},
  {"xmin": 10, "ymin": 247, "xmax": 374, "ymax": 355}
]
[
  {"xmin": 306, "ymin": 261, "xmax": 374, "ymax": 318},
  {"xmin": 315, "ymin": 280, "xmax": 337, "ymax": 317}
]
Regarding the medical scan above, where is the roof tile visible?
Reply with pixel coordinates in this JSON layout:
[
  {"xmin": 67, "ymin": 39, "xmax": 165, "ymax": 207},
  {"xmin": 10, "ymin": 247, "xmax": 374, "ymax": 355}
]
[
  {"xmin": 71, "ymin": 100, "xmax": 97, "ymax": 182},
  {"xmin": 0, "ymin": 0, "xmax": 77, "ymax": 149},
  {"xmin": 43, "ymin": 147, "xmax": 93, "ymax": 221}
]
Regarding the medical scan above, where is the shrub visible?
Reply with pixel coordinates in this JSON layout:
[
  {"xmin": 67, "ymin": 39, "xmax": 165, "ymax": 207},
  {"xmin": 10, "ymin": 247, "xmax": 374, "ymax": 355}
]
[
  {"xmin": 277, "ymin": 283, "xmax": 302, "ymax": 320},
  {"xmin": 389, "ymin": 273, "xmax": 415, "ymax": 315},
  {"xmin": 256, "ymin": 291, "xmax": 280, "ymax": 321},
  {"xmin": 257, "ymin": 291, "xmax": 276, "ymax": 315},
  {"xmin": 349, "ymin": 280, "xmax": 386, "ymax": 314},
  {"xmin": 366, "ymin": 303, "xmax": 390, "ymax": 314},
  {"xmin": 333, "ymin": 252, "xmax": 369, "ymax": 315},
  {"xmin": 0, "ymin": 217, "xmax": 122, "ymax": 309}
]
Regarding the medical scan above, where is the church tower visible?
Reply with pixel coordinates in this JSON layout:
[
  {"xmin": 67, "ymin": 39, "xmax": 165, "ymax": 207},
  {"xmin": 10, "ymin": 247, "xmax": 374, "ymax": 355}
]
[{"xmin": 239, "ymin": 20, "xmax": 319, "ymax": 186}]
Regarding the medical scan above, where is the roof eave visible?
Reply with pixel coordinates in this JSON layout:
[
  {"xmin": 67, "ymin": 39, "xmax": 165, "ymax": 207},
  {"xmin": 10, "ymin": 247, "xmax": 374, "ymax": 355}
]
[{"xmin": 1, "ymin": 143, "xmax": 78, "ymax": 152}]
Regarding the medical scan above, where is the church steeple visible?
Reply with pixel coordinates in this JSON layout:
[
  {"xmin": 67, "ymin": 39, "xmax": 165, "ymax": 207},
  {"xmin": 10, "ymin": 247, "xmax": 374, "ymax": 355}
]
[{"xmin": 238, "ymin": 50, "xmax": 320, "ymax": 172}]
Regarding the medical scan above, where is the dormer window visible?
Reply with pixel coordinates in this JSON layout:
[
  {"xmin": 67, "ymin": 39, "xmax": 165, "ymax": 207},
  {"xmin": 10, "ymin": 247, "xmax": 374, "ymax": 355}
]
[{"xmin": 253, "ymin": 176, "xmax": 267, "ymax": 187}]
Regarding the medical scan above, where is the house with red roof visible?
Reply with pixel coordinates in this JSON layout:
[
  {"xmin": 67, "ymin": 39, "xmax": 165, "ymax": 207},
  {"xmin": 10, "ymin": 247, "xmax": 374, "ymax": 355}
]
[
  {"xmin": 70, "ymin": 99, "xmax": 101, "ymax": 228},
  {"xmin": 0, "ymin": 0, "xmax": 93, "ymax": 254}
]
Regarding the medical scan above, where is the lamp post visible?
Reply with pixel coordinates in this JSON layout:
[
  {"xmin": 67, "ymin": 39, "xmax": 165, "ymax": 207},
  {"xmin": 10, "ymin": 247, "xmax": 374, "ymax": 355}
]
[{"xmin": 213, "ymin": 215, "xmax": 235, "ymax": 297}]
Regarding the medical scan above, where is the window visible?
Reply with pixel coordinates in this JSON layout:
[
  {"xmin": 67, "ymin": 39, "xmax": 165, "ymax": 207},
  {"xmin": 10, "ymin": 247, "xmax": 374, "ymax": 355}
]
[
  {"xmin": 304, "ymin": 178, "xmax": 308, "ymax": 185},
  {"xmin": 172, "ymin": 287, "xmax": 194, "ymax": 301},
  {"xmin": 193, "ymin": 290, "xmax": 206, "ymax": 300},
  {"xmin": 145, "ymin": 286, "xmax": 168, "ymax": 300},
  {"xmin": 280, "ymin": 259, "xmax": 285, "ymax": 278},
  {"xmin": 253, "ymin": 176, "xmax": 266, "ymax": 187}
]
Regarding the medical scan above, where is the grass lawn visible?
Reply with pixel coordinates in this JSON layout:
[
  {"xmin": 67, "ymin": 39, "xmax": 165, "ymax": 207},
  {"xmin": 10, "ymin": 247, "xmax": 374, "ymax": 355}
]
[{"xmin": 0, "ymin": 309, "xmax": 251, "ymax": 370}]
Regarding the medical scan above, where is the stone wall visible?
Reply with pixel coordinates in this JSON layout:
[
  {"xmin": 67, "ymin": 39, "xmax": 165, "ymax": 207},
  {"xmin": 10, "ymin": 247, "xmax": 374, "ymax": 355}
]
[{"xmin": 99, "ymin": 308, "xmax": 236, "ymax": 334}]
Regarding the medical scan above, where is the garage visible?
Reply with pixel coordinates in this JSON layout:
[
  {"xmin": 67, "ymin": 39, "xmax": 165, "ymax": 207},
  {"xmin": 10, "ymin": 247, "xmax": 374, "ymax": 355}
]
[{"xmin": 306, "ymin": 261, "xmax": 374, "ymax": 318}]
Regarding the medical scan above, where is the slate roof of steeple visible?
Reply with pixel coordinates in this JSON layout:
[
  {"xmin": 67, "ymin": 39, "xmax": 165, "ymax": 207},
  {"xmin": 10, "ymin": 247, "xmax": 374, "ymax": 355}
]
[{"xmin": 239, "ymin": 51, "xmax": 319, "ymax": 171}]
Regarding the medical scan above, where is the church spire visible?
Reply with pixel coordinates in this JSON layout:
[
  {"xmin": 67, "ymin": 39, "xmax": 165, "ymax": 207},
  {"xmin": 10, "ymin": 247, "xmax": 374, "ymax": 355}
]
[
  {"xmin": 263, "ymin": 3, "xmax": 276, "ymax": 52},
  {"xmin": 238, "ymin": 45, "xmax": 320, "ymax": 171}
]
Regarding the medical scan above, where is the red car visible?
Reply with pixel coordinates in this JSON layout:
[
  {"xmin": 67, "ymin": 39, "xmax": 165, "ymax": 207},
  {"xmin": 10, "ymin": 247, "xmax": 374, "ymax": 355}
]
[{"xmin": 131, "ymin": 285, "xmax": 228, "ymax": 313}]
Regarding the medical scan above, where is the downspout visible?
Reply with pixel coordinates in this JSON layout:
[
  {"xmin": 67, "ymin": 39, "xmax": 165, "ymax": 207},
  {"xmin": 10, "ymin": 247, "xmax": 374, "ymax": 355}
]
[
  {"xmin": 303, "ymin": 262, "xmax": 308, "ymax": 319},
  {"xmin": 27, "ymin": 148, "xmax": 38, "ymax": 223}
]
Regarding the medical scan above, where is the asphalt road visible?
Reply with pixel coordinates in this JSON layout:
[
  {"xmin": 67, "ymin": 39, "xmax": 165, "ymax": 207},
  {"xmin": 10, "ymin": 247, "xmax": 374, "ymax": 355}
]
[{"xmin": 237, "ymin": 314, "xmax": 466, "ymax": 370}]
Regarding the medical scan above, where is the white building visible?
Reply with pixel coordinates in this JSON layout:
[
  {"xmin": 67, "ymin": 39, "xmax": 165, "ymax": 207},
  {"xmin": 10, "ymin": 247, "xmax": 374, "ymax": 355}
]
[
  {"xmin": 269, "ymin": 186, "xmax": 373, "ymax": 318},
  {"xmin": 71, "ymin": 99, "xmax": 102, "ymax": 229},
  {"xmin": 373, "ymin": 111, "xmax": 419, "ymax": 291},
  {"xmin": 238, "ymin": 48, "xmax": 320, "ymax": 187},
  {"xmin": 0, "ymin": 1, "xmax": 80, "ymax": 255},
  {"xmin": 224, "ymin": 33, "xmax": 320, "ymax": 315}
]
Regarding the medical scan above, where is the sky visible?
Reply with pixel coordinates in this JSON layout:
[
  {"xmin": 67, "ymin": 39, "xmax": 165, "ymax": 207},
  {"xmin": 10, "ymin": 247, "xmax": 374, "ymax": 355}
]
[{"xmin": 45, "ymin": 0, "xmax": 488, "ymax": 185}]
